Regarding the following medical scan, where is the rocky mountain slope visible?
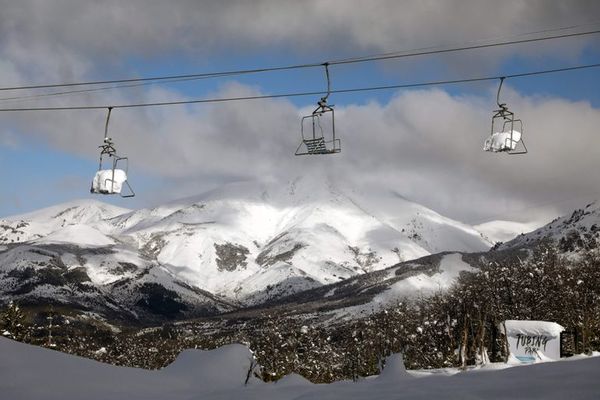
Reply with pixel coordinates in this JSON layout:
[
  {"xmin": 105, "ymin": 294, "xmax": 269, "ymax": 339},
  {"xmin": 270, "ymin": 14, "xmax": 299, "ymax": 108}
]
[
  {"xmin": 0, "ymin": 177, "xmax": 505, "ymax": 322},
  {"xmin": 499, "ymin": 201, "xmax": 600, "ymax": 252}
]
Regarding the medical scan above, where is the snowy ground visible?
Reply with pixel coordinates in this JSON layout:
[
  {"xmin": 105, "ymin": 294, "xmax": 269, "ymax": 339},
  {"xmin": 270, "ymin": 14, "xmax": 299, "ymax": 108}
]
[{"xmin": 1, "ymin": 337, "xmax": 599, "ymax": 400}]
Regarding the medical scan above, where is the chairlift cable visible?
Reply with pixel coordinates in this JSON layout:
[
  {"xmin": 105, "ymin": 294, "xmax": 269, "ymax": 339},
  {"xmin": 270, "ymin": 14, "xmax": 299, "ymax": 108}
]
[
  {"xmin": 1, "ymin": 27, "xmax": 600, "ymax": 93},
  {"xmin": 0, "ymin": 64, "xmax": 321, "ymax": 92},
  {"xmin": 327, "ymin": 28, "xmax": 600, "ymax": 66},
  {"xmin": 0, "ymin": 75, "xmax": 227, "ymax": 102},
  {"xmin": 0, "ymin": 62, "xmax": 598, "ymax": 112},
  {"xmin": 329, "ymin": 21, "xmax": 600, "ymax": 64}
]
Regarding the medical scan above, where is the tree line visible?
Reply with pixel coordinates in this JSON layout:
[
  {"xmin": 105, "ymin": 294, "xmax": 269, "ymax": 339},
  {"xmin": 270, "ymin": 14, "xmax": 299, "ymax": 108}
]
[{"xmin": 2, "ymin": 241, "xmax": 599, "ymax": 382}]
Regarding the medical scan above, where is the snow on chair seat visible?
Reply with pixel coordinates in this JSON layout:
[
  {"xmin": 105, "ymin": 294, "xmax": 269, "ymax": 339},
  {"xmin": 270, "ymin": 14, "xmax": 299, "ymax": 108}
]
[
  {"xmin": 483, "ymin": 130, "xmax": 522, "ymax": 152},
  {"xmin": 91, "ymin": 169, "xmax": 128, "ymax": 194}
]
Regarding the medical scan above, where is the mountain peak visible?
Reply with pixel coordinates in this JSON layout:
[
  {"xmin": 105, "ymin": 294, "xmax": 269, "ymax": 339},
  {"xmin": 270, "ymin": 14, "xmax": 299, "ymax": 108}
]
[
  {"xmin": 2, "ymin": 179, "xmax": 493, "ymax": 301},
  {"xmin": 3, "ymin": 199, "xmax": 130, "ymax": 222},
  {"xmin": 0, "ymin": 199, "xmax": 130, "ymax": 244}
]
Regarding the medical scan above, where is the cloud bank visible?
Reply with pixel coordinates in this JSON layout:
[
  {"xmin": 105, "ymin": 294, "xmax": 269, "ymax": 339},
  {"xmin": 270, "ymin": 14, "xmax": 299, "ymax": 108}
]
[
  {"xmin": 5, "ymin": 80, "xmax": 600, "ymax": 223},
  {"xmin": 1, "ymin": 1, "xmax": 599, "ymax": 223}
]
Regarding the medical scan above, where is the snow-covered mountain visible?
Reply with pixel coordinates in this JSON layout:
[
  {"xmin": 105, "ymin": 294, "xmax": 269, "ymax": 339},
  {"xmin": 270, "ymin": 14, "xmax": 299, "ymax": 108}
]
[
  {"xmin": 499, "ymin": 201, "xmax": 600, "ymax": 252},
  {"xmin": 0, "ymin": 199, "xmax": 129, "ymax": 244},
  {"xmin": 474, "ymin": 220, "xmax": 541, "ymax": 244},
  {"xmin": 248, "ymin": 200, "xmax": 600, "ymax": 321},
  {"xmin": 0, "ymin": 177, "xmax": 494, "ymax": 320}
]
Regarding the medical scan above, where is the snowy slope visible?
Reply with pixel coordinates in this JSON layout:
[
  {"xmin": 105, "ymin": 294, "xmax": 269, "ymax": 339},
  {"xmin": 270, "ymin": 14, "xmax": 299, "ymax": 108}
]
[
  {"xmin": 372, "ymin": 253, "xmax": 475, "ymax": 301},
  {"xmin": 0, "ymin": 199, "xmax": 129, "ymax": 244},
  {"xmin": 0, "ymin": 177, "xmax": 495, "ymax": 318},
  {"xmin": 35, "ymin": 224, "xmax": 116, "ymax": 247},
  {"xmin": 312, "ymin": 253, "xmax": 479, "ymax": 319},
  {"xmin": 260, "ymin": 251, "xmax": 481, "ymax": 319},
  {"xmin": 102, "ymin": 177, "xmax": 492, "ymax": 302},
  {"xmin": 2, "ymin": 337, "xmax": 599, "ymax": 400},
  {"xmin": 475, "ymin": 220, "xmax": 541, "ymax": 244},
  {"xmin": 0, "ymin": 241, "xmax": 235, "ymax": 321},
  {"xmin": 500, "ymin": 201, "xmax": 600, "ymax": 251}
]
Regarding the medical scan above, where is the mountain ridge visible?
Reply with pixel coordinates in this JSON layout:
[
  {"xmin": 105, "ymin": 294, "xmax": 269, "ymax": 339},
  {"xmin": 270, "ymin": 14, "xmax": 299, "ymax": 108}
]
[{"xmin": 1, "ymin": 177, "xmax": 552, "ymax": 323}]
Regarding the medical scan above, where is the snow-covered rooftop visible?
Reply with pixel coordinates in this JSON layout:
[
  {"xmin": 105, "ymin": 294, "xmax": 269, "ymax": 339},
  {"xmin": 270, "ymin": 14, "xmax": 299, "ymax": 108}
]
[{"xmin": 500, "ymin": 320, "xmax": 565, "ymax": 338}]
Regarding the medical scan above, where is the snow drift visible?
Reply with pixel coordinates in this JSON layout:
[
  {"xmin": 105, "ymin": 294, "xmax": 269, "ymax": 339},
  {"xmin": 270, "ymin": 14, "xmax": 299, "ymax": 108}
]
[{"xmin": 1, "ymin": 337, "xmax": 600, "ymax": 400}]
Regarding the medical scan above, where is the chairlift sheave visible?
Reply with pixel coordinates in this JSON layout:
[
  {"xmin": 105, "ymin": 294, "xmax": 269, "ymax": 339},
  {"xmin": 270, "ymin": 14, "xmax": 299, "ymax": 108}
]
[
  {"xmin": 90, "ymin": 107, "xmax": 135, "ymax": 198},
  {"xmin": 484, "ymin": 77, "xmax": 527, "ymax": 155},
  {"xmin": 295, "ymin": 63, "xmax": 341, "ymax": 156}
]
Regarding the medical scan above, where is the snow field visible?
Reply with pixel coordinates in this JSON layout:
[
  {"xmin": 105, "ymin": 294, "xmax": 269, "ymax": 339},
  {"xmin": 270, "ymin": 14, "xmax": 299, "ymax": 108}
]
[{"xmin": 1, "ymin": 336, "xmax": 599, "ymax": 400}]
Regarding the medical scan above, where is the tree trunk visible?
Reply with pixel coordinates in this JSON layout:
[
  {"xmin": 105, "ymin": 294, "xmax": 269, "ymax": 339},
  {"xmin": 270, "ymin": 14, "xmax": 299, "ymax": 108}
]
[
  {"xmin": 502, "ymin": 321, "xmax": 510, "ymax": 363},
  {"xmin": 476, "ymin": 312, "xmax": 488, "ymax": 365},
  {"xmin": 459, "ymin": 314, "xmax": 469, "ymax": 369}
]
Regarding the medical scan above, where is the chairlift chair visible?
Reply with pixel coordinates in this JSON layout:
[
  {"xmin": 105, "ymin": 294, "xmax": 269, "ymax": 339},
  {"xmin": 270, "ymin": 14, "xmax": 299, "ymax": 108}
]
[
  {"xmin": 484, "ymin": 77, "xmax": 527, "ymax": 155},
  {"xmin": 295, "ymin": 63, "xmax": 341, "ymax": 156},
  {"xmin": 296, "ymin": 103, "xmax": 341, "ymax": 155},
  {"xmin": 90, "ymin": 107, "xmax": 135, "ymax": 198}
]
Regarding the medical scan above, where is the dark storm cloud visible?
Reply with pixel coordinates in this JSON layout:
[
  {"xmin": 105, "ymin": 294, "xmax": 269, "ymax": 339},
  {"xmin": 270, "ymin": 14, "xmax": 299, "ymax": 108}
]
[{"xmin": 1, "ymin": 1, "xmax": 599, "ymax": 67}]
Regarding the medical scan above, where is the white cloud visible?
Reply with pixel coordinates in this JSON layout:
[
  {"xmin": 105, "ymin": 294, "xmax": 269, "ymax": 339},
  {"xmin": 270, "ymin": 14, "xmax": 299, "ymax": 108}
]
[
  {"xmin": 0, "ymin": 1, "xmax": 598, "ymax": 86},
  {"xmin": 4, "ymin": 78, "xmax": 600, "ymax": 223},
  {"xmin": 1, "ymin": 1, "xmax": 599, "ymax": 221}
]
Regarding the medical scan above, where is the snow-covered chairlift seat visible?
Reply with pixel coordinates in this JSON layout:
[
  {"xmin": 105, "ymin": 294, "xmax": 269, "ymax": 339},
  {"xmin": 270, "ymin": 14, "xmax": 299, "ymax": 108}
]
[
  {"xmin": 91, "ymin": 169, "xmax": 128, "ymax": 194},
  {"xmin": 483, "ymin": 130, "xmax": 522, "ymax": 152}
]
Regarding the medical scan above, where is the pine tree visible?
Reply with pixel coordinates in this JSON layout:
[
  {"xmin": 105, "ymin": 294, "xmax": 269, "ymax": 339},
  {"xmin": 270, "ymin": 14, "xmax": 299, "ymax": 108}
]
[{"xmin": 1, "ymin": 301, "xmax": 26, "ymax": 340}]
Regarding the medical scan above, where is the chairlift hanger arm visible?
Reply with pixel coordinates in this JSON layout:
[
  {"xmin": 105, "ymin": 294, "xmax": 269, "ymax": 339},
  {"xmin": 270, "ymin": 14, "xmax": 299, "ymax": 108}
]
[
  {"xmin": 104, "ymin": 107, "xmax": 113, "ymax": 139},
  {"xmin": 315, "ymin": 63, "xmax": 334, "ymax": 115},
  {"xmin": 99, "ymin": 107, "xmax": 117, "ymax": 156},
  {"xmin": 322, "ymin": 63, "xmax": 331, "ymax": 102},
  {"xmin": 496, "ymin": 77, "xmax": 506, "ymax": 109}
]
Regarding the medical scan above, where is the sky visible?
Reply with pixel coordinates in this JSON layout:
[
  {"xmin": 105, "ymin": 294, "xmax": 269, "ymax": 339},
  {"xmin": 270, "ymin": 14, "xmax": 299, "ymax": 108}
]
[{"xmin": 1, "ymin": 0, "xmax": 600, "ymax": 225}]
